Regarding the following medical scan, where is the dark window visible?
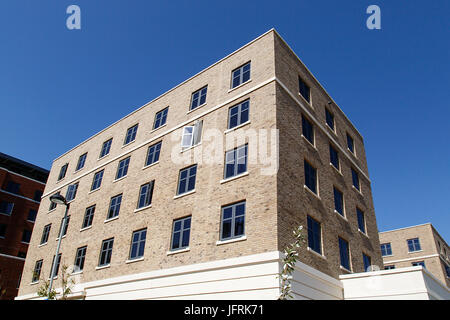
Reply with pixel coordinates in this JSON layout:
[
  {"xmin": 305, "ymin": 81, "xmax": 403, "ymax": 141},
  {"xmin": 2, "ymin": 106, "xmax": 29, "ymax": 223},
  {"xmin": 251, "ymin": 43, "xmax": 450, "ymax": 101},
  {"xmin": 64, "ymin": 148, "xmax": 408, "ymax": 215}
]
[
  {"xmin": 107, "ymin": 194, "xmax": 122, "ymax": 220},
  {"xmin": 346, "ymin": 133, "xmax": 354, "ymax": 154},
  {"xmin": 18, "ymin": 251, "xmax": 26, "ymax": 258},
  {"xmin": 329, "ymin": 144, "xmax": 340, "ymax": 170},
  {"xmin": 363, "ymin": 253, "xmax": 372, "ymax": 272},
  {"xmin": 333, "ymin": 187, "xmax": 344, "ymax": 216},
  {"xmin": 190, "ymin": 86, "xmax": 207, "ymax": 110},
  {"xmin": 58, "ymin": 164, "xmax": 68, "ymax": 181},
  {"xmin": 228, "ymin": 100, "xmax": 249, "ymax": 129},
  {"xmin": 407, "ymin": 238, "xmax": 421, "ymax": 252},
  {"xmin": 115, "ymin": 157, "xmax": 130, "ymax": 180},
  {"xmin": 339, "ymin": 237, "xmax": 350, "ymax": 270},
  {"xmin": 57, "ymin": 215, "xmax": 70, "ymax": 238},
  {"xmin": 74, "ymin": 246, "xmax": 87, "ymax": 272},
  {"xmin": 351, "ymin": 168, "xmax": 360, "ymax": 191},
  {"xmin": 100, "ymin": 138, "xmax": 113, "ymax": 158},
  {"xmin": 177, "ymin": 165, "xmax": 197, "ymax": 195},
  {"xmin": 98, "ymin": 238, "xmax": 114, "ymax": 267},
  {"xmin": 325, "ymin": 108, "xmax": 335, "ymax": 130},
  {"xmin": 137, "ymin": 181, "xmax": 154, "ymax": 209},
  {"xmin": 171, "ymin": 217, "xmax": 191, "ymax": 250},
  {"xmin": 153, "ymin": 107, "xmax": 169, "ymax": 130},
  {"xmin": 130, "ymin": 229, "xmax": 147, "ymax": 259},
  {"xmin": 91, "ymin": 170, "xmax": 104, "ymax": 191},
  {"xmin": 412, "ymin": 261, "xmax": 426, "ymax": 268},
  {"xmin": 33, "ymin": 190, "xmax": 43, "ymax": 202},
  {"xmin": 82, "ymin": 205, "xmax": 95, "ymax": 229},
  {"xmin": 124, "ymin": 124, "xmax": 138, "ymax": 145},
  {"xmin": 298, "ymin": 76, "xmax": 310, "ymax": 103},
  {"xmin": 231, "ymin": 62, "xmax": 251, "ymax": 88},
  {"xmin": 49, "ymin": 253, "xmax": 61, "ymax": 278},
  {"xmin": 384, "ymin": 265, "xmax": 395, "ymax": 270},
  {"xmin": 76, "ymin": 153, "xmax": 87, "ymax": 171},
  {"xmin": 40, "ymin": 224, "xmax": 51, "ymax": 244},
  {"xmin": 445, "ymin": 264, "xmax": 450, "ymax": 277},
  {"xmin": 21, "ymin": 229, "xmax": 32, "ymax": 243},
  {"xmin": 304, "ymin": 160, "xmax": 317, "ymax": 194},
  {"xmin": 49, "ymin": 192, "xmax": 60, "ymax": 211},
  {"xmin": 65, "ymin": 182, "xmax": 78, "ymax": 202},
  {"xmin": 302, "ymin": 115, "xmax": 314, "ymax": 145},
  {"xmin": 32, "ymin": 260, "xmax": 43, "ymax": 282},
  {"xmin": 145, "ymin": 141, "xmax": 162, "ymax": 166},
  {"xmin": 224, "ymin": 144, "xmax": 248, "ymax": 179},
  {"xmin": 0, "ymin": 201, "xmax": 14, "ymax": 215},
  {"xmin": 307, "ymin": 215, "xmax": 322, "ymax": 255},
  {"xmin": 5, "ymin": 181, "xmax": 20, "ymax": 194},
  {"xmin": 220, "ymin": 201, "xmax": 246, "ymax": 241},
  {"xmin": 380, "ymin": 243, "xmax": 392, "ymax": 256},
  {"xmin": 0, "ymin": 224, "xmax": 6, "ymax": 238},
  {"xmin": 357, "ymin": 208, "xmax": 365, "ymax": 233}
]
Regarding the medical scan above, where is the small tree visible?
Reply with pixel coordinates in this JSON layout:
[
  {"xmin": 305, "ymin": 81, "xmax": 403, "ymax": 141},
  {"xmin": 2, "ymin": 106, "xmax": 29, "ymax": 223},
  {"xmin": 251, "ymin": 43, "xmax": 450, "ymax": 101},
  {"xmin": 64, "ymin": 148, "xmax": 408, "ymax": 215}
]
[
  {"xmin": 36, "ymin": 264, "xmax": 74, "ymax": 300},
  {"xmin": 278, "ymin": 225, "xmax": 306, "ymax": 300}
]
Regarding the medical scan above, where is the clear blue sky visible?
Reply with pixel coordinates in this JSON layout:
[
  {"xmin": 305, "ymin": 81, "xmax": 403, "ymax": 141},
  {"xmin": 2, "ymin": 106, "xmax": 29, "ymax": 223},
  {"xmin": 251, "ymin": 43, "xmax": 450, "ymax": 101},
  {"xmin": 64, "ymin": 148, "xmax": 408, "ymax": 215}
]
[{"xmin": 1, "ymin": 1, "xmax": 449, "ymax": 241}]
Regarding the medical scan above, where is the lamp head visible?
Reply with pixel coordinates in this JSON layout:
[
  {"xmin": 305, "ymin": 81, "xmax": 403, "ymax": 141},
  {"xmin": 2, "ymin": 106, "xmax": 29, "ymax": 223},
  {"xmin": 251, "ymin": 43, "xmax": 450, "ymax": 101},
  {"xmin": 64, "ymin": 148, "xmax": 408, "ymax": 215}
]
[{"xmin": 50, "ymin": 194, "xmax": 67, "ymax": 205}]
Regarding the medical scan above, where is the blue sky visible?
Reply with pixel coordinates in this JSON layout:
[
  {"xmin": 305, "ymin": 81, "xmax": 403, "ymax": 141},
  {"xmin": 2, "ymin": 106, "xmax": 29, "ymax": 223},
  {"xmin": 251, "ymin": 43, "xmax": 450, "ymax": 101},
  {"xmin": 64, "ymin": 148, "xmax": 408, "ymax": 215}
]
[{"xmin": 0, "ymin": 1, "xmax": 449, "ymax": 241}]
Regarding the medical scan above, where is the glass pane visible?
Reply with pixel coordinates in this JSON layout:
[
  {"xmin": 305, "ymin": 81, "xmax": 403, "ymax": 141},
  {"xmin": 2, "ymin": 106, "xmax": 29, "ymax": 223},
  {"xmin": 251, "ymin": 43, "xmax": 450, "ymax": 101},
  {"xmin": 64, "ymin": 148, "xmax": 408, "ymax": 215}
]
[
  {"xmin": 234, "ymin": 216, "xmax": 245, "ymax": 236},
  {"xmin": 221, "ymin": 220, "xmax": 231, "ymax": 239},
  {"xmin": 235, "ymin": 203, "xmax": 245, "ymax": 216},
  {"xmin": 223, "ymin": 207, "xmax": 233, "ymax": 219},
  {"xmin": 172, "ymin": 232, "xmax": 180, "ymax": 249},
  {"xmin": 182, "ymin": 230, "xmax": 190, "ymax": 247}
]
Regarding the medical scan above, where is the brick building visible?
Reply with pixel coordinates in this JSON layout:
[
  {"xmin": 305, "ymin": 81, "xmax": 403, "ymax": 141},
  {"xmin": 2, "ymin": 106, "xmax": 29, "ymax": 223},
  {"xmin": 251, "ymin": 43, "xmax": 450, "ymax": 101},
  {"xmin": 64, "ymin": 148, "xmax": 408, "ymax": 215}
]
[
  {"xmin": 17, "ymin": 29, "xmax": 384, "ymax": 300},
  {"xmin": 0, "ymin": 152, "xmax": 49, "ymax": 300},
  {"xmin": 379, "ymin": 223, "xmax": 450, "ymax": 288}
]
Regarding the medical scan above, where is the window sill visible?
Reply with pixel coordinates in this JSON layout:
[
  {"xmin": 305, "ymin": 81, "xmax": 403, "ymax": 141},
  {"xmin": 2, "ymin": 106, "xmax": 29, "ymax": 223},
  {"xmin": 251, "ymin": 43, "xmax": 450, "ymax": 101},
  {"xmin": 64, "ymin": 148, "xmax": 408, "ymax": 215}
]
[
  {"xmin": 408, "ymin": 250, "xmax": 423, "ymax": 254},
  {"xmin": 134, "ymin": 205, "xmax": 152, "ymax": 213},
  {"xmin": 335, "ymin": 210, "xmax": 348, "ymax": 222},
  {"xmin": 224, "ymin": 121, "xmax": 251, "ymax": 134},
  {"xmin": 216, "ymin": 236, "xmax": 247, "ymax": 246},
  {"xmin": 301, "ymin": 134, "xmax": 317, "ymax": 151},
  {"xmin": 73, "ymin": 167, "xmax": 84, "ymax": 174},
  {"xmin": 307, "ymin": 247, "xmax": 327, "ymax": 260},
  {"xmin": 48, "ymin": 208, "xmax": 57, "ymax": 214},
  {"xmin": 304, "ymin": 185, "xmax": 320, "ymax": 200},
  {"xmin": 358, "ymin": 229, "xmax": 369, "ymax": 238},
  {"xmin": 347, "ymin": 148, "xmax": 357, "ymax": 158},
  {"xmin": 71, "ymin": 270, "xmax": 83, "ymax": 276},
  {"xmin": 122, "ymin": 140, "xmax": 136, "ymax": 149},
  {"xmin": 80, "ymin": 226, "xmax": 92, "ymax": 232},
  {"xmin": 142, "ymin": 161, "xmax": 159, "ymax": 170},
  {"xmin": 220, "ymin": 172, "xmax": 249, "ymax": 184},
  {"xmin": 113, "ymin": 175, "xmax": 127, "ymax": 183},
  {"xmin": 330, "ymin": 163, "xmax": 343, "ymax": 176},
  {"xmin": 382, "ymin": 254, "xmax": 393, "ymax": 258},
  {"xmin": 0, "ymin": 212, "xmax": 12, "ymax": 217},
  {"xmin": 340, "ymin": 266, "xmax": 352, "ymax": 273},
  {"xmin": 55, "ymin": 235, "xmax": 67, "ymax": 241},
  {"xmin": 95, "ymin": 264, "xmax": 110, "ymax": 271},
  {"xmin": 151, "ymin": 123, "xmax": 167, "ymax": 133},
  {"xmin": 325, "ymin": 123, "xmax": 337, "ymax": 136},
  {"xmin": 187, "ymin": 103, "xmax": 207, "ymax": 114},
  {"xmin": 104, "ymin": 216, "xmax": 119, "ymax": 223},
  {"xmin": 352, "ymin": 185, "xmax": 363, "ymax": 196},
  {"xmin": 298, "ymin": 92, "xmax": 313, "ymax": 109},
  {"xmin": 167, "ymin": 247, "xmax": 190, "ymax": 255},
  {"xmin": 88, "ymin": 188, "xmax": 100, "ymax": 195},
  {"xmin": 98, "ymin": 154, "xmax": 110, "ymax": 161},
  {"xmin": 180, "ymin": 142, "xmax": 202, "ymax": 153},
  {"xmin": 125, "ymin": 257, "xmax": 144, "ymax": 264},
  {"xmin": 38, "ymin": 242, "xmax": 48, "ymax": 248},
  {"xmin": 228, "ymin": 79, "xmax": 252, "ymax": 93},
  {"xmin": 173, "ymin": 189, "xmax": 196, "ymax": 200}
]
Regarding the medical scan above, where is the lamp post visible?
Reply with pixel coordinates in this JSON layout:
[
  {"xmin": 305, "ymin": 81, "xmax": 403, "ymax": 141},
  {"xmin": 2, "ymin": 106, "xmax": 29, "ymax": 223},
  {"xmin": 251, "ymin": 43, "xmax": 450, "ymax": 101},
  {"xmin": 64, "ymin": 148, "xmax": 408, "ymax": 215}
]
[{"xmin": 48, "ymin": 193, "xmax": 70, "ymax": 299}]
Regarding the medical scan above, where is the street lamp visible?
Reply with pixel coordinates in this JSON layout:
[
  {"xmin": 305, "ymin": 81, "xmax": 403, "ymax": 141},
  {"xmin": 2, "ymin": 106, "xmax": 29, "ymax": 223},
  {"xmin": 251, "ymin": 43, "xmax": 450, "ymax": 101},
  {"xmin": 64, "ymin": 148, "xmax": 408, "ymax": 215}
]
[{"xmin": 48, "ymin": 193, "xmax": 70, "ymax": 299}]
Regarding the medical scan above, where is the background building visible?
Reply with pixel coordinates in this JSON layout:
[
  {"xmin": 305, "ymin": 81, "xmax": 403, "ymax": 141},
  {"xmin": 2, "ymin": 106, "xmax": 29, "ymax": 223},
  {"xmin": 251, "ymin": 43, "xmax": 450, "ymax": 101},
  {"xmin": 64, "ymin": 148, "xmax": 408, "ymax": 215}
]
[
  {"xmin": 17, "ymin": 29, "xmax": 383, "ymax": 300},
  {"xmin": 0, "ymin": 152, "xmax": 48, "ymax": 300},
  {"xmin": 379, "ymin": 223, "xmax": 450, "ymax": 288}
]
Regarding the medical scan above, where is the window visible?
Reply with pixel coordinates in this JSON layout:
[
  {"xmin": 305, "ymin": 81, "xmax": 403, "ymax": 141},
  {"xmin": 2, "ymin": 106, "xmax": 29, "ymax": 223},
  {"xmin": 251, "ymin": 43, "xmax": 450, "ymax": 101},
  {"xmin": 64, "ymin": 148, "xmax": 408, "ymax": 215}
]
[
  {"xmin": 228, "ymin": 100, "xmax": 249, "ymax": 129},
  {"xmin": 170, "ymin": 217, "xmax": 191, "ymax": 251},
  {"xmin": 91, "ymin": 169, "xmax": 104, "ymax": 191},
  {"xmin": 130, "ymin": 229, "xmax": 147, "ymax": 259},
  {"xmin": 181, "ymin": 120, "xmax": 203, "ymax": 149},
  {"xmin": 49, "ymin": 253, "xmax": 61, "ymax": 278},
  {"xmin": 74, "ymin": 246, "xmax": 87, "ymax": 272},
  {"xmin": 0, "ymin": 224, "xmax": 6, "ymax": 238},
  {"xmin": 231, "ymin": 62, "xmax": 250, "ymax": 88},
  {"xmin": 49, "ymin": 192, "xmax": 60, "ymax": 211},
  {"xmin": 190, "ymin": 86, "xmax": 207, "ymax": 110},
  {"xmin": 177, "ymin": 165, "xmax": 197, "ymax": 195},
  {"xmin": 32, "ymin": 260, "xmax": 43, "ymax": 283},
  {"xmin": 153, "ymin": 107, "xmax": 169, "ymax": 130},
  {"xmin": 445, "ymin": 264, "xmax": 450, "ymax": 278},
  {"xmin": 380, "ymin": 243, "xmax": 392, "ymax": 256},
  {"xmin": 304, "ymin": 160, "xmax": 317, "ymax": 194},
  {"xmin": 302, "ymin": 115, "xmax": 314, "ymax": 145},
  {"xmin": 98, "ymin": 238, "xmax": 114, "ymax": 267},
  {"xmin": 58, "ymin": 163, "xmax": 68, "ymax": 181},
  {"xmin": 357, "ymin": 208, "xmax": 366, "ymax": 233},
  {"xmin": 347, "ymin": 133, "xmax": 354, "ymax": 154},
  {"xmin": 339, "ymin": 237, "xmax": 351, "ymax": 271},
  {"xmin": 407, "ymin": 238, "xmax": 422, "ymax": 252},
  {"xmin": 99, "ymin": 138, "xmax": 113, "ymax": 158},
  {"xmin": 82, "ymin": 205, "xmax": 95, "ymax": 229},
  {"xmin": 412, "ymin": 261, "xmax": 426, "ymax": 268},
  {"xmin": 145, "ymin": 141, "xmax": 162, "ymax": 166},
  {"xmin": 21, "ymin": 229, "xmax": 32, "ymax": 243},
  {"xmin": 33, "ymin": 190, "xmax": 43, "ymax": 202},
  {"xmin": 307, "ymin": 215, "xmax": 322, "ymax": 255},
  {"xmin": 40, "ymin": 224, "xmax": 51, "ymax": 244},
  {"xmin": 107, "ymin": 194, "xmax": 122, "ymax": 220},
  {"xmin": 18, "ymin": 252, "xmax": 26, "ymax": 258},
  {"xmin": 384, "ymin": 265, "xmax": 395, "ymax": 270},
  {"xmin": 220, "ymin": 201, "xmax": 246, "ymax": 241},
  {"xmin": 137, "ymin": 181, "xmax": 154, "ymax": 209},
  {"xmin": 115, "ymin": 157, "xmax": 130, "ymax": 180},
  {"xmin": 363, "ymin": 253, "xmax": 372, "ymax": 272},
  {"xmin": 325, "ymin": 108, "xmax": 335, "ymax": 131},
  {"xmin": 65, "ymin": 182, "xmax": 78, "ymax": 202},
  {"xmin": 329, "ymin": 144, "xmax": 340, "ymax": 170},
  {"xmin": 0, "ymin": 201, "xmax": 14, "ymax": 215},
  {"xmin": 298, "ymin": 76, "xmax": 310, "ymax": 103},
  {"xmin": 76, "ymin": 153, "xmax": 87, "ymax": 171},
  {"xmin": 57, "ymin": 215, "xmax": 70, "ymax": 238},
  {"xmin": 124, "ymin": 124, "xmax": 138, "ymax": 145},
  {"xmin": 224, "ymin": 144, "xmax": 248, "ymax": 179},
  {"xmin": 5, "ymin": 181, "xmax": 20, "ymax": 194},
  {"xmin": 351, "ymin": 168, "xmax": 360, "ymax": 191},
  {"xmin": 333, "ymin": 187, "xmax": 344, "ymax": 216}
]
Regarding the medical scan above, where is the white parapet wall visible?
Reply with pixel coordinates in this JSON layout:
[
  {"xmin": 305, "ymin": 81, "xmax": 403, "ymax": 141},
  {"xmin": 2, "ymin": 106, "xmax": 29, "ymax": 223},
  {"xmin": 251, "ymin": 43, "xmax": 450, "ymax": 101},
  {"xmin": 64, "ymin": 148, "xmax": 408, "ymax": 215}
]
[{"xmin": 339, "ymin": 266, "xmax": 450, "ymax": 300}]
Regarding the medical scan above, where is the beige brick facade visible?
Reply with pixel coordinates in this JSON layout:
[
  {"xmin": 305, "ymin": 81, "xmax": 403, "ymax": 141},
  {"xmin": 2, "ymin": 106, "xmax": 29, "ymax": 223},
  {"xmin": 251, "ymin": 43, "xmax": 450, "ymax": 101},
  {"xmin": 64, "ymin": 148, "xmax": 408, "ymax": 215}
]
[{"xmin": 18, "ymin": 29, "xmax": 382, "ymax": 298}]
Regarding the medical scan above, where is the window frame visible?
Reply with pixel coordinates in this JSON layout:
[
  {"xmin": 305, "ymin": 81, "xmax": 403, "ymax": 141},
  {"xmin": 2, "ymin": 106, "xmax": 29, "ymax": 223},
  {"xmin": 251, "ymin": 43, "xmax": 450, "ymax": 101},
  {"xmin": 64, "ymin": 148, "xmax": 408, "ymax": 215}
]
[
  {"xmin": 190, "ymin": 86, "xmax": 208, "ymax": 110},
  {"xmin": 304, "ymin": 159, "xmax": 318, "ymax": 195},
  {"xmin": 40, "ymin": 224, "xmax": 51, "ymax": 245},
  {"xmin": 329, "ymin": 143, "xmax": 340, "ymax": 171},
  {"xmin": 32, "ymin": 260, "xmax": 43, "ymax": 283},
  {"xmin": 380, "ymin": 243, "xmax": 393, "ymax": 256},
  {"xmin": 115, "ymin": 157, "xmax": 130, "ymax": 180},
  {"xmin": 65, "ymin": 182, "xmax": 79, "ymax": 202},
  {"xmin": 177, "ymin": 164, "xmax": 197, "ymax": 195},
  {"xmin": 137, "ymin": 181, "xmax": 154, "ymax": 209},
  {"xmin": 76, "ymin": 153, "xmax": 87, "ymax": 171},
  {"xmin": 170, "ymin": 216, "xmax": 191, "ymax": 251},
  {"xmin": 231, "ymin": 62, "xmax": 251, "ymax": 89},
  {"xmin": 301, "ymin": 114, "xmax": 314, "ymax": 145},
  {"xmin": 0, "ymin": 201, "xmax": 14, "ymax": 216},
  {"xmin": 57, "ymin": 163, "xmax": 68, "ymax": 181},
  {"xmin": 98, "ymin": 238, "xmax": 114, "ymax": 267},
  {"xmin": 333, "ymin": 186, "xmax": 345, "ymax": 217},
  {"xmin": 307, "ymin": 215, "xmax": 322, "ymax": 255},
  {"xmin": 107, "ymin": 194, "xmax": 122, "ymax": 220},
  {"xmin": 124, "ymin": 124, "xmax": 139, "ymax": 145},
  {"xmin": 298, "ymin": 76, "xmax": 311, "ymax": 103},
  {"xmin": 82, "ymin": 205, "xmax": 95, "ymax": 229},
  {"xmin": 339, "ymin": 237, "xmax": 351, "ymax": 271},
  {"xmin": 407, "ymin": 238, "xmax": 422, "ymax": 252},
  {"xmin": 99, "ymin": 138, "xmax": 113, "ymax": 159},
  {"xmin": 74, "ymin": 246, "xmax": 87, "ymax": 272},
  {"xmin": 129, "ymin": 228, "xmax": 147, "ymax": 260},
  {"xmin": 91, "ymin": 169, "xmax": 104, "ymax": 191},
  {"xmin": 351, "ymin": 168, "xmax": 360, "ymax": 191},
  {"xmin": 228, "ymin": 99, "xmax": 249, "ymax": 130},
  {"xmin": 153, "ymin": 107, "xmax": 169, "ymax": 130},
  {"xmin": 363, "ymin": 253, "xmax": 372, "ymax": 272},
  {"xmin": 224, "ymin": 144, "xmax": 248, "ymax": 179},
  {"xmin": 220, "ymin": 201, "xmax": 246, "ymax": 241},
  {"xmin": 145, "ymin": 141, "xmax": 162, "ymax": 167},
  {"xmin": 346, "ymin": 133, "xmax": 355, "ymax": 154},
  {"xmin": 357, "ymin": 208, "xmax": 366, "ymax": 234},
  {"xmin": 325, "ymin": 108, "xmax": 335, "ymax": 131}
]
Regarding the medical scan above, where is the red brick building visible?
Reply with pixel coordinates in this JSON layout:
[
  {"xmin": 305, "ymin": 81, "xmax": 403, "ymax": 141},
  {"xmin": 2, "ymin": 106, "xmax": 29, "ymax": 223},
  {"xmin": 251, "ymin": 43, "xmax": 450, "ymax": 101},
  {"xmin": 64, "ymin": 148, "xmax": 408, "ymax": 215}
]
[{"xmin": 0, "ymin": 152, "xmax": 48, "ymax": 300}]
